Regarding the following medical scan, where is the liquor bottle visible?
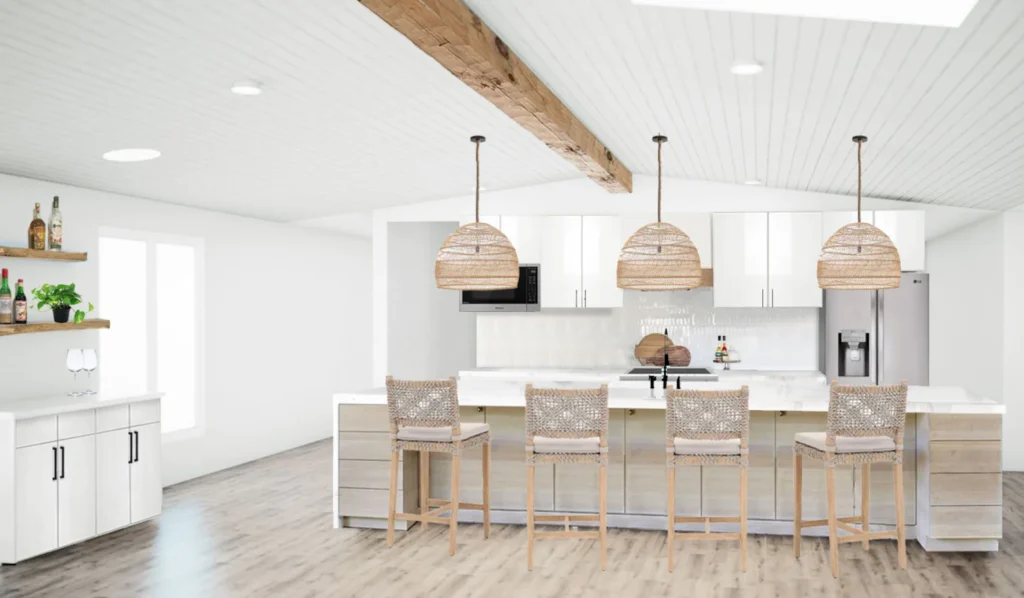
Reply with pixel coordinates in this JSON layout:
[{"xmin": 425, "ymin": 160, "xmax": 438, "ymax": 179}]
[
  {"xmin": 721, "ymin": 336, "xmax": 729, "ymax": 362},
  {"xmin": 0, "ymin": 269, "xmax": 11, "ymax": 325},
  {"xmin": 28, "ymin": 203, "xmax": 46, "ymax": 250},
  {"xmin": 48, "ymin": 196, "xmax": 63, "ymax": 251},
  {"xmin": 14, "ymin": 279, "xmax": 27, "ymax": 324},
  {"xmin": 714, "ymin": 336, "xmax": 723, "ymax": 363}
]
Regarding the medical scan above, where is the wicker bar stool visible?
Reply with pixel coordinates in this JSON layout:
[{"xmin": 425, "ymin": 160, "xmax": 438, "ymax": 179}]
[
  {"xmin": 793, "ymin": 381, "xmax": 908, "ymax": 578},
  {"xmin": 385, "ymin": 376, "xmax": 491, "ymax": 556},
  {"xmin": 524, "ymin": 383, "xmax": 609, "ymax": 571},
  {"xmin": 665, "ymin": 386, "xmax": 750, "ymax": 572}
]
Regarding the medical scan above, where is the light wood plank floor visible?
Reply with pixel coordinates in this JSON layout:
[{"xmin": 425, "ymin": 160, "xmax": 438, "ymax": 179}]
[{"xmin": 3, "ymin": 439, "xmax": 1024, "ymax": 597}]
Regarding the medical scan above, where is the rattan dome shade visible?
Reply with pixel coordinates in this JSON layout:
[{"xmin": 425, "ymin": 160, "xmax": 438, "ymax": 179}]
[
  {"xmin": 435, "ymin": 221, "xmax": 519, "ymax": 290},
  {"xmin": 617, "ymin": 222, "xmax": 703, "ymax": 290},
  {"xmin": 817, "ymin": 222, "xmax": 901, "ymax": 290}
]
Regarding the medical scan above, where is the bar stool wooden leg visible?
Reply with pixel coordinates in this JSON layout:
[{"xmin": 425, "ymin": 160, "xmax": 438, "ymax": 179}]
[
  {"xmin": 599, "ymin": 464, "xmax": 608, "ymax": 571},
  {"xmin": 483, "ymin": 442, "xmax": 491, "ymax": 539},
  {"xmin": 793, "ymin": 453, "xmax": 802, "ymax": 559},
  {"xmin": 449, "ymin": 453, "xmax": 461, "ymax": 556},
  {"xmin": 387, "ymin": 449, "xmax": 399, "ymax": 548},
  {"xmin": 740, "ymin": 466, "xmax": 748, "ymax": 573},
  {"xmin": 667, "ymin": 466, "xmax": 675, "ymax": 572},
  {"xmin": 420, "ymin": 451, "xmax": 430, "ymax": 531},
  {"xmin": 527, "ymin": 464, "xmax": 535, "ymax": 571},
  {"xmin": 861, "ymin": 463, "xmax": 871, "ymax": 550},
  {"xmin": 894, "ymin": 462, "xmax": 907, "ymax": 569},
  {"xmin": 826, "ymin": 465, "xmax": 839, "ymax": 578}
]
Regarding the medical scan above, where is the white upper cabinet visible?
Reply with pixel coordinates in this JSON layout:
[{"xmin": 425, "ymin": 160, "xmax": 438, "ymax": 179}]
[
  {"xmin": 499, "ymin": 215, "xmax": 543, "ymax": 264},
  {"xmin": 873, "ymin": 211, "xmax": 925, "ymax": 271},
  {"xmin": 713, "ymin": 213, "xmax": 769, "ymax": 307},
  {"xmin": 768, "ymin": 212, "xmax": 823, "ymax": 308},
  {"xmin": 581, "ymin": 216, "xmax": 623, "ymax": 308},
  {"xmin": 538, "ymin": 216, "xmax": 582, "ymax": 309}
]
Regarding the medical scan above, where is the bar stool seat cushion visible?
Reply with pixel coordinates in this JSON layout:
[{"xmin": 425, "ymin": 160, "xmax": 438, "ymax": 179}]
[
  {"xmin": 397, "ymin": 422, "xmax": 490, "ymax": 442},
  {"xmin": 794, "ymin": 432, "xmax": 895, "ymax": 453},
  {"xmin": 673, "ymin": 438, "xmax": 742, "ymax": 455},
  {"xmin": 533, "ymin": 436, "xmax": 602, "ymax": 454}
]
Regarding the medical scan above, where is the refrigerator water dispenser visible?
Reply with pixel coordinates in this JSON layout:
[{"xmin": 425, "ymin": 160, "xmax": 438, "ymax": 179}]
[{"xmin": 838, "ymin": 329, "xmax": 869, "ymax": 378}]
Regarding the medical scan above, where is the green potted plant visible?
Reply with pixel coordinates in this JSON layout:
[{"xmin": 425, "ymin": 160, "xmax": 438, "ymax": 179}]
[{"xmin": 31, "ymin": 283, "xmax": 94, "ymax": 324}]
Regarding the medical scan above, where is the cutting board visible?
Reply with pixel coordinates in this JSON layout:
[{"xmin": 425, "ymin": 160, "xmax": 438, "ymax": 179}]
[{"xmin": 634, "ymin": 332, "xmax": 672, "ymax": 364}]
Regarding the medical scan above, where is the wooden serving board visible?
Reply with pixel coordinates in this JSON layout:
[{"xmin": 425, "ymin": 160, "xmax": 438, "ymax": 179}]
[{"xmin": 634, "ymin": 333, "xmax": 672, "ymax": 364}]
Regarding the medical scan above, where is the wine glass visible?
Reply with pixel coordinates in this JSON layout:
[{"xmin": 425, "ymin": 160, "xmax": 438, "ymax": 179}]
[
  {"xmin": 66, "ymin": 349, "xmax": 84, "ymax": 397},
  {"xmin": 81, "ymin": 349, "xmax": 98, "ymax": 395}
]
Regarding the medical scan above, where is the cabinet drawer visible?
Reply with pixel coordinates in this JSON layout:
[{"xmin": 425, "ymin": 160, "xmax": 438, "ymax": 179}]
[
  {"xmin": 338, "ymin": 405, "xmax": 390, "ymax": 432},
  {"xmin": 129, "ymin": 400, "xmax": 161, "ymax": 426},
  {"xmin": 338, "ymin": 432, "xmax": 399, "ymax": 461},
  {"xmin": 929, "ymin": 506, "xmax": 1002, "ymax": 539},
  {"xmin": 930, "ymin": 441, "xmax": 1001, "ymax": 473},
  {"xmin": 929, "ymin": 415, "xmax": 1001, "ymax": 441},
  {"xmin": 15, "ymin": 416, "xmax": 57, "ymax": 448},
  {"xmin": 931, "ymin": 473, "xmax": 1002, "ymax": 506},
  {"xmin": 58, "ymin": 409, "xmax": 95, "ymax": 439},
  {"xmin": 96, "ymin": 405, "xmax": 130, "ymax": 433}
]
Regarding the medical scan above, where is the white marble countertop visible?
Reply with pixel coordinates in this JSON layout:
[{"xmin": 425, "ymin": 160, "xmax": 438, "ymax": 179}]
[
  {"xmin": 0, "ymin": 392, "xmax": 163, "ymax": 420},
  {"xmin": 335, "ymin": 369, "xmax": 1004, "ymax": 415}
]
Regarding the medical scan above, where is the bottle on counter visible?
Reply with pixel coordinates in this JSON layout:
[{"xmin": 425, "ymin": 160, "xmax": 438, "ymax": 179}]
[
  {"xmin": 28, "ymin": 202, "xmax": 46, "ymax": 250},
  {"xmin": 48, "ymin": 196, "xmax": 63, "ymax": 251},
  {"xmin": 721, "ymin": 336, "xmax": 729, "ymax": 362},
  {"xmin": 715, "ymin": 336, "xmax": 723, "ymax": 363},
  {"xmin": 14, "ymin": 279, "xmax": 27, "ymax": 324},
  {"xmin": 0, "ymin": 269, "xmax": 12, "ymax": 325}
]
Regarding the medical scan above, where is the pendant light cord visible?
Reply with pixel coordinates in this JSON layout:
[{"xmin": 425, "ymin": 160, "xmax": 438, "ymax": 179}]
[
  {"xmin": 857, "ymin": 137, "xmax": 863, "ymax": 223},
  {"xmin": 657, "ymin": 137, "xmax": 663, "ymax": 223},
  {"xmin": 475, "ymin": 139, "xmax": 481, "ymax": 223}
]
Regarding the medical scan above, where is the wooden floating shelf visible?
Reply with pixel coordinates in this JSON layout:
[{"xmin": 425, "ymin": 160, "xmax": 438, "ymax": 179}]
[
  {"xmin": 0, "ymin": 319, "xmax": 110, "ymax": 337},
  {"xmin": 0, "ymin": 246, "xmax": 88, "ymax": 262}
]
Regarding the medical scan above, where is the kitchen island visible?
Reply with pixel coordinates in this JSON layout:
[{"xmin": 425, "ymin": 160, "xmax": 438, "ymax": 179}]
[{"xmin": 333, "ymin": 370, "xmax": 1005, "ymax": 552}]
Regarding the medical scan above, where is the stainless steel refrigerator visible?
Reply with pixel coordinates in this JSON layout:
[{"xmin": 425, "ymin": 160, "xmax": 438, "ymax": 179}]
[{"xmin": 823, "ymin": 272, "xmax": 929, "ymax": 386}]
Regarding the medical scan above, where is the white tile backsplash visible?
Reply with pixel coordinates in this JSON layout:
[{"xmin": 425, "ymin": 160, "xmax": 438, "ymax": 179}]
[{"xmin": 477, "ymin": 289, "xmax": 820, "ymax": 370}]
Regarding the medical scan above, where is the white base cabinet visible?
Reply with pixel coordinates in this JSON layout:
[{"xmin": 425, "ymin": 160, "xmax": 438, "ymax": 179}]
[{"xmin": 1, "ymin": 396, "xmax": 162, "ymax": 564}]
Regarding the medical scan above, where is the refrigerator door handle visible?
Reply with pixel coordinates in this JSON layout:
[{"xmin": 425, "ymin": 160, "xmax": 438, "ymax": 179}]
[{"xmin": 878, "ymin": 290, "xmax": 885, "ymax": 385}]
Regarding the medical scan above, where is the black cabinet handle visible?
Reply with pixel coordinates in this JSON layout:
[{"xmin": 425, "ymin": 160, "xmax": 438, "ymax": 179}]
[
  {"xmin": 60, "ymin": 446, "xmax": 65, "ymax": 479},
  {"xmin": 134, "ymin": 431, "xmax": 140, "ymax": 463},
  {"xmin": 129, "ymin": 431, "xmax": 133, "ymax": 464},
  {"xmin": 52, "ymin": 447, "xmax": 57, "ymax": 481}
]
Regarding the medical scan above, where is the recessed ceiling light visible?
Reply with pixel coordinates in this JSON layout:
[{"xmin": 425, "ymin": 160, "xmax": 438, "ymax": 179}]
[
  {"xmin": 629, "ymin": 0, "xmax": 978, "ymax": 28},
  {"xmin": 744, "ymin": 179, "xmax": 762, "ymax": 185},
  {"xmin": 231, "ymin": 80, "xmax": 263, "ymax": 96},
  {"xmin": 102, "ymin": 148, "xmax": 161, "ymax": 162},
  {"xmin": 730, "ymin": 61, "xmax": 763, "ymax": 75}
]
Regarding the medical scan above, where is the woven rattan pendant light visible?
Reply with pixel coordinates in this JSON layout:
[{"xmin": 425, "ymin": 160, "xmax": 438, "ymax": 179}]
[
  {"xmin": 435, "ymin": 135, "xmax": 519, "ymax": 290},
  {"xmin": 617, "ymin": 135, "xmax": 702, "ymax": 290},
  {"xmin": 817, "ymin": 135, "xmax": 901, "ymax": 290}
]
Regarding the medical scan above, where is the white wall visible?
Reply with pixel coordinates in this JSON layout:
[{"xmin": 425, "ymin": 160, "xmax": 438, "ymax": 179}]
[
  {"xmin": 387, "ymin": 222, "xmax": 476, "ymax": 379},
  {"xmin": 0, "ymin": 173, "xmax": 372, "ymax": 486},
  {"xmin": 927, "ymin": 213, "xmax": 1021, "ymax": 470}
]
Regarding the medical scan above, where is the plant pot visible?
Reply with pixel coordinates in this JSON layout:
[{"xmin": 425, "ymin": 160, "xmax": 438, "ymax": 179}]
[{"xmin": 53, "ymin": 306, "xmax": 71, "ymax": 323}]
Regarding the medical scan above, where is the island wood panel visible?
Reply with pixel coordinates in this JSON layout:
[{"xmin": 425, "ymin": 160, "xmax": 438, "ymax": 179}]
[
  {"xmin": 928, "ymin": 414, "xmax": 1002, "ymax": 441},
  {"xmin": 775, "ymin": 412, "xmax": 856, "ymax": 521},
  {"xmin": 930, "ymin": 441, "xmax": 1001, "ymax": 473},
  {"xmin": 553, "ymin": 410, "xmax": 625, "ymax": 514},
  {"xmin": 486, "ymin": 407, "xmax": 554, "ymax": 511},
  {"xmin": 929, "ymin": 506, "xmax": 1003, "ymax": 539},
  {"xmin": 624, "ymin": 409, "xmax": 700, "ymax": 516},
  {"xmin": 337, "ymin": 405, "xmax": 392, "ymax": 432},
  {"xmin": 428, "ymin": 407, "xmax": 487, "ymax": 506},
  {"xmin": 337, "ymin": 431, "xmax": 401, "ymax": 462},
  {"xmin": 852, "ymin": 415, "xmax": 917, "ymax": 525},
  {"xmin": 701, "ymin": 412, "xmax": 775, "ymax": 519},
  {"xmin": 338, "ymin": 483, "xmax": 418, "ymax": 520},
  {"xmin": 930, "ymin": 473, "xmax": 1002, "ymax": 507},
  {"xmin": 338, "ymin": 459, "xmax": 407, "ymax": 490}
]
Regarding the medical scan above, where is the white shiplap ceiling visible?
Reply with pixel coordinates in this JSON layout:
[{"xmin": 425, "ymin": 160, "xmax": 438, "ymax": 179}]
[
  {"xmin": 0, "ymin": 0, "xmax": 580, "ymax": 221},
  {"xmin": 464, "ymin": 0, "xmax": 1024, "ymax": 210},
  {"xmin": 0, "ymin": 0, "xmax": 1021, "ymax": 221}
]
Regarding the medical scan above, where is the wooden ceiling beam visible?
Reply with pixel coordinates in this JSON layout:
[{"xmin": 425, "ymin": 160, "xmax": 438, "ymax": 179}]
[{"xmin": 358, "ymin": 0, "xmax": 633, "ymax": 193}]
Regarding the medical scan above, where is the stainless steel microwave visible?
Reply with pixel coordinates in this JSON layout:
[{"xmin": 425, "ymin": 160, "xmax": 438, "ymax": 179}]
[{"xmin": 460, "ymin": 264, "xmax": 540, "ymax": 312}]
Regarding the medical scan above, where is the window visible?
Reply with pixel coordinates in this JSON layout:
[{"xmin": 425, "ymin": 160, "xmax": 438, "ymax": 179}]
[{"xmin": 99, "ymin": 228, "xmax": 204, "ymax": 436}]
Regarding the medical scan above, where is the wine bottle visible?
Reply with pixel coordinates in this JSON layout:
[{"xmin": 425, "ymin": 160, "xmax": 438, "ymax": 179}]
[
  {"xmin": 0, "ymin": 269, "xmax": 12, "ymax": 325},
  {"xmin": 28, "ymin": 203, "xmax": 46, "ymax": 250},
  {"xmin": 48, "ymin": 196, "xmax": 63, "ymax": 251},
  {"xmin": 715, "ymin": 335, "xmax": 723, "ymax": 363},
  {"xmin": 14, "ymin": 279, "xmax": 27, "ymax": 324}
]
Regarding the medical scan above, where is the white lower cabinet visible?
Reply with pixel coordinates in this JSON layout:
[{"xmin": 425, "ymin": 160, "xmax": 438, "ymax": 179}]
[
  {"xmin": 58, "ymin": 435, "xmax": 97, "ymax": 547},
  {"xmin": 2, "ymin": 398, "xmax": 162, "ymax": 564},
  {"xmin": 96, "ymin": 429, "xmax": 132, "ymax": 534},
  {"xmin": 15, "ymin": 443, "xmax": 59, "ymax": 561},
  {"xmin": 130, "ymin": 423, "xmax": 162, "ymax": 523}
]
